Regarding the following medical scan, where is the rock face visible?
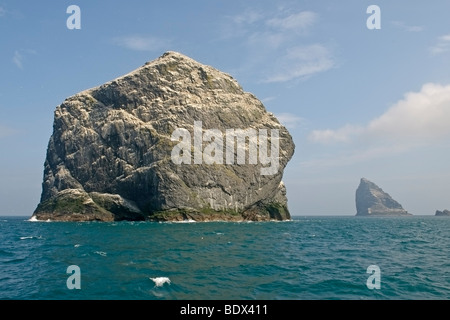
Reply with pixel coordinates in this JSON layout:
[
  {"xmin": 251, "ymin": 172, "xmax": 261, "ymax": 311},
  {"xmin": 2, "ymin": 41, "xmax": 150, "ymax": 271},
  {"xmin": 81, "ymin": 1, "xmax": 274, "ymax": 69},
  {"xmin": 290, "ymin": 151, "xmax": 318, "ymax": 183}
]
[
  {"xmin": 435, "ymin": 210, "xmax": 450, "ymax": 216},
  {"xmin": 33, "ymin": 51, "xmax": 295, "ymax": 222},
  {"xmin": 355, "ymin": 178, "xmax": 411, "ymax": 216}
]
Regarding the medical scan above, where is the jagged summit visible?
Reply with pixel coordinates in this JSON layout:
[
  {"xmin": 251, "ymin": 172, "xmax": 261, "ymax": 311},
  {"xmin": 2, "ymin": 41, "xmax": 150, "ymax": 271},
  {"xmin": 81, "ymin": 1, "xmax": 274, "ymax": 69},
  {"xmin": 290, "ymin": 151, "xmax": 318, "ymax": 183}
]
[
  {"xmin": 148, "ymin": 50, "xmax": 197, "ymax": 63},
  {"xmin": 355, "ymin": 178, "xmax": 411, "ymax": 216},
  {"xmin": 146, "ymin": 51, "xmax": 205, "ymax": 66},
  {"xmin": 32, "ymin": 52, "xmax": 295, "ymax": 222}
]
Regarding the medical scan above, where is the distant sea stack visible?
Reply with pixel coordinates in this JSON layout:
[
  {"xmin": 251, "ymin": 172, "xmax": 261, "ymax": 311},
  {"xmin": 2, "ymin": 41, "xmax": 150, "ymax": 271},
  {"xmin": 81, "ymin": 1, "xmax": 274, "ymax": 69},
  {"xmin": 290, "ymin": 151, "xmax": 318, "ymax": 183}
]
[
  {"xmin": 32, "ymin": 51, "xmax": 295, "ymax": 222},
  {"xmin": 355, "ymin": 178, "xmax": 411, "ymax": 216},
  {"xmin": 435, "ymin": 210, "xmax": 450, "ymax": 216}
]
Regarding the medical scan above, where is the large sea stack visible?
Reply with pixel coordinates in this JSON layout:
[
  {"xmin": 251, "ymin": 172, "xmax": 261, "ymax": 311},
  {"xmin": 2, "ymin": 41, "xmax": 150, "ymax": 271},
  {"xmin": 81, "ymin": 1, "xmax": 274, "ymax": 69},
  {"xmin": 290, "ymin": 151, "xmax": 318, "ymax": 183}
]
[
  {"xmin": 355, "ymin": 178, "xmax": 411, "ymax": 216},
  {"xmin": 33, "ymin": 52, "xmax": 295, "ymax": 222}
]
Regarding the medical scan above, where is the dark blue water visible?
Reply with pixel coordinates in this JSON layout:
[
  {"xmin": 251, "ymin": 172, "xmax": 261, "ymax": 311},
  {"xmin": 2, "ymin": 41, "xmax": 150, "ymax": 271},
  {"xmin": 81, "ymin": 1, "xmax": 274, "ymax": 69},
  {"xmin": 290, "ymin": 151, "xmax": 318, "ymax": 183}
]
[{"xmin": 0, "ymin": 216, "xmax": 448, "ymax": 300}]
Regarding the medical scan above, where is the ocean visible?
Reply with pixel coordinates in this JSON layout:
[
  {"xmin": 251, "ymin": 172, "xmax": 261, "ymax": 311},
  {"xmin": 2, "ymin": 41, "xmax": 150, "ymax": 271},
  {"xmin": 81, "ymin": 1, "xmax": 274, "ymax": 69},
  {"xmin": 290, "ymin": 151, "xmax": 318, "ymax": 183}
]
[{"xmin": 0, "ymin": 216, "xmax": 448, "ymax": 300}]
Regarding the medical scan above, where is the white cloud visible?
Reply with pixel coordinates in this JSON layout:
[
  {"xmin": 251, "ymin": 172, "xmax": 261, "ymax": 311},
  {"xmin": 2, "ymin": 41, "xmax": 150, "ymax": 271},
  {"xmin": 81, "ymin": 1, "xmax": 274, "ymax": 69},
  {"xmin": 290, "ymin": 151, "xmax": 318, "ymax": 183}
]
[
  {"xmin": 367, "ymin": 83, "xmax": 450, "ymax": 141},
  {"xmin": 275, "ymin": 113, "xmax": 305, "ymax": 129},
  {"xmin": 266, "ymin": 11, "xmax": 317, "ymax": 33},
  {"xmin": 391, "ymin": 21, "xmax": 424, "ymax": 32},
  {"xmin": 264, "ymin": 44, "xmax": 335, "ymax": 83},
  {"xmin": 113, "ymin": 35, "xmax": 171, "ymax": 52},
  {"xmin": 309, "ymin": 83, "xmax": 450, "ymax": 146},
  {"xmin": 304, "ymin": 83, "xmax": 450, "ymax": 169},
  {"xmin": 430, "ymin": 34, "xmax": 450, "ymax": 55},
  {"xmin": 12, "ymin": 51, "xmax": 23, "ymax": 69}
]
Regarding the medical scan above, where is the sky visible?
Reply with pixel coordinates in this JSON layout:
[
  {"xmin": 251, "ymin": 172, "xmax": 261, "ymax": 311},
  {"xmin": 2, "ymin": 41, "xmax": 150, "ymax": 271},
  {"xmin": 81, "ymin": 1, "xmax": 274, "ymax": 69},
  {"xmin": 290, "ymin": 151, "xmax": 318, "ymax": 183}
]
[{"xmin": 1, "ymin": 0, "xmax": 450, "ymax": 216}]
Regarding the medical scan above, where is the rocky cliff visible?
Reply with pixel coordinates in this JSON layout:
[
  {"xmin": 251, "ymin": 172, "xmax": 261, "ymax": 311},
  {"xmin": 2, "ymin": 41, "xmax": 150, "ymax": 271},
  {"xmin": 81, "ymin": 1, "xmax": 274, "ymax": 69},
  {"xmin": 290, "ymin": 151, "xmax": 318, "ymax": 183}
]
[
  {"xmin": 355, "ymin": 178, "xmax": 411, "ymax": 216},
  {"xmin": 33, "ymin": 51, "xmax": 295, "ymax": 222},
  {"xmin": 435, "ymin": 210, "xmax": 450, "ymax": 216}
]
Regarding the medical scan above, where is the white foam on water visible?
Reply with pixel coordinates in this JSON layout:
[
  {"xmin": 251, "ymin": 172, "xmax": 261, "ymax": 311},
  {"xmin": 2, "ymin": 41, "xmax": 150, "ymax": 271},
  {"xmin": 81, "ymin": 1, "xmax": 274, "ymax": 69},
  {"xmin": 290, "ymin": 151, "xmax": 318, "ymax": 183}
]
[
  {"xmin": 74, "ymin": 244, "xmax": 81, "ymax": 248},
  {"xmin": 28, "ymin": 216, "xmax": 53, "ymax": 222},
  {"xmin": 150, "ymin": 277, "xmax": 171, "ymax": 287},
  {"xmin": 173, "ymin": 219, "xmax": 196, "ymax": 223},
  {"xmin": 94, "ymin": 251, "xmax": 107, "ymax": 257},
  {"xmin": 20, "ymin": 236, "xmax": 43, "ymax": 240}
]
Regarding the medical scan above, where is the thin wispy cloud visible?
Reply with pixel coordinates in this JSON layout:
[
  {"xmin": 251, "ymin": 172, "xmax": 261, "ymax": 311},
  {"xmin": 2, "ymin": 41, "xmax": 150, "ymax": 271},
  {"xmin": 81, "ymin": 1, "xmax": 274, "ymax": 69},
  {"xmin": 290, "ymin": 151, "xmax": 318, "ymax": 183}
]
[
  {"xmin": 0, "ymin": 125, "xmax": 15, "ymax": 139},
  {"xmin": 223, "ymin": 8, "xmax": 335, "ymax": 83},
  {"xmin": 266, "ymin": 11, "xmax": 317, "ymax": 33},
  {"xmin": 261, "ymin": 96, "xmax": 276, "ymax": 104},
  {"xmin": 247, "ymin": 31, "xmax": 288, "ymax": 50},
  {"xmin": 231, "ymin": 10, "xmax": 264, "ymax": 25},
  {"xmin": 275, "ymin": 113, "xmax": 305, "ymax": 129},
  {"xmin": 12, "ymin": 50, "xmax": 23, "ymax": 69},
  {"xmin": 264, "ymin": 44, "xmax": 335, "ymax": 83},
  {"xmin": 220, "ymin": 10, "xmax": 264, "ymax": 41},
  {"xmin": 309, "ymin": 124, "xmax": 363, "ymax": 144},
  {"xmin": 430, "ymin": 34, "xmax": 450, "ymax": 55},
  {"xmin": 299, "ymin": 144, "xmax": 412, "ymax": 169},
  {"xmin": 391, "ymin": 21, "xmax": 424, "ymax": 32},
  {"xmin": 113, "ymin": 35, "xmax": 171, "ymax": 52},
  {"xmin": 226, "ymin": 9, "xmax": 318, "ymax": 49},
  {"xmin": 12, "ymin": 49, "xmax": 36, "ymax": 69},
  {"xmin": 0, "ymin": 6, "xmax": 6, "ymax": 17}
]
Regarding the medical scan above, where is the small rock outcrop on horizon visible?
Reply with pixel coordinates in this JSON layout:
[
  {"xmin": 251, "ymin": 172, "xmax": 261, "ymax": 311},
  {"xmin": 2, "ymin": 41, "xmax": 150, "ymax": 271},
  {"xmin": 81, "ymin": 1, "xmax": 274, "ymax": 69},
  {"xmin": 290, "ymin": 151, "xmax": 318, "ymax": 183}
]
[
  {"xmin": 355, "ymin": 178, "xmax": 411, "ymax": 216},
  {"xmin": 435, "ymin": 210, "xmax": 450, "ymax": 216},
  {"xmin": 32, "ymin": 51, "xmax": 295, "ymax": 222}
]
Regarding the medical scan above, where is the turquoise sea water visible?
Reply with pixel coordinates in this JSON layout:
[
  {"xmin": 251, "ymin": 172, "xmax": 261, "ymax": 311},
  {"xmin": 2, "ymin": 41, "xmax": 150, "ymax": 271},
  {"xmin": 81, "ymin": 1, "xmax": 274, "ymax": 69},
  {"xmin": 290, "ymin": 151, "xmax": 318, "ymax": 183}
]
[{"xmin": 0, "ymin": 216, "xmax": 448, "ymax": 300}]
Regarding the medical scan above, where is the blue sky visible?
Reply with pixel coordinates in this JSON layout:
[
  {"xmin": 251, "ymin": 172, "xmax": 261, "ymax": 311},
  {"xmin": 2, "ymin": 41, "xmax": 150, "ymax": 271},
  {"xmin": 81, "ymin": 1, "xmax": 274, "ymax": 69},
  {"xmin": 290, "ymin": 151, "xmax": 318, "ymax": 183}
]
[{"xmin": 1, "ymin": 0, "xmax": 450, "ymax": 216}]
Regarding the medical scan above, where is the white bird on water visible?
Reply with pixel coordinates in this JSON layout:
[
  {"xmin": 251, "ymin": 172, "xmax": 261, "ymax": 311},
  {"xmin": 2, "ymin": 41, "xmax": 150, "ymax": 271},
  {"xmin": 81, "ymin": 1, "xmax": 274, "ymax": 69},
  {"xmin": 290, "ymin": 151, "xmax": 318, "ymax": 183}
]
[{"xmin": 150, "ymin": 277, "xmax": 171, "ymax": 287}]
